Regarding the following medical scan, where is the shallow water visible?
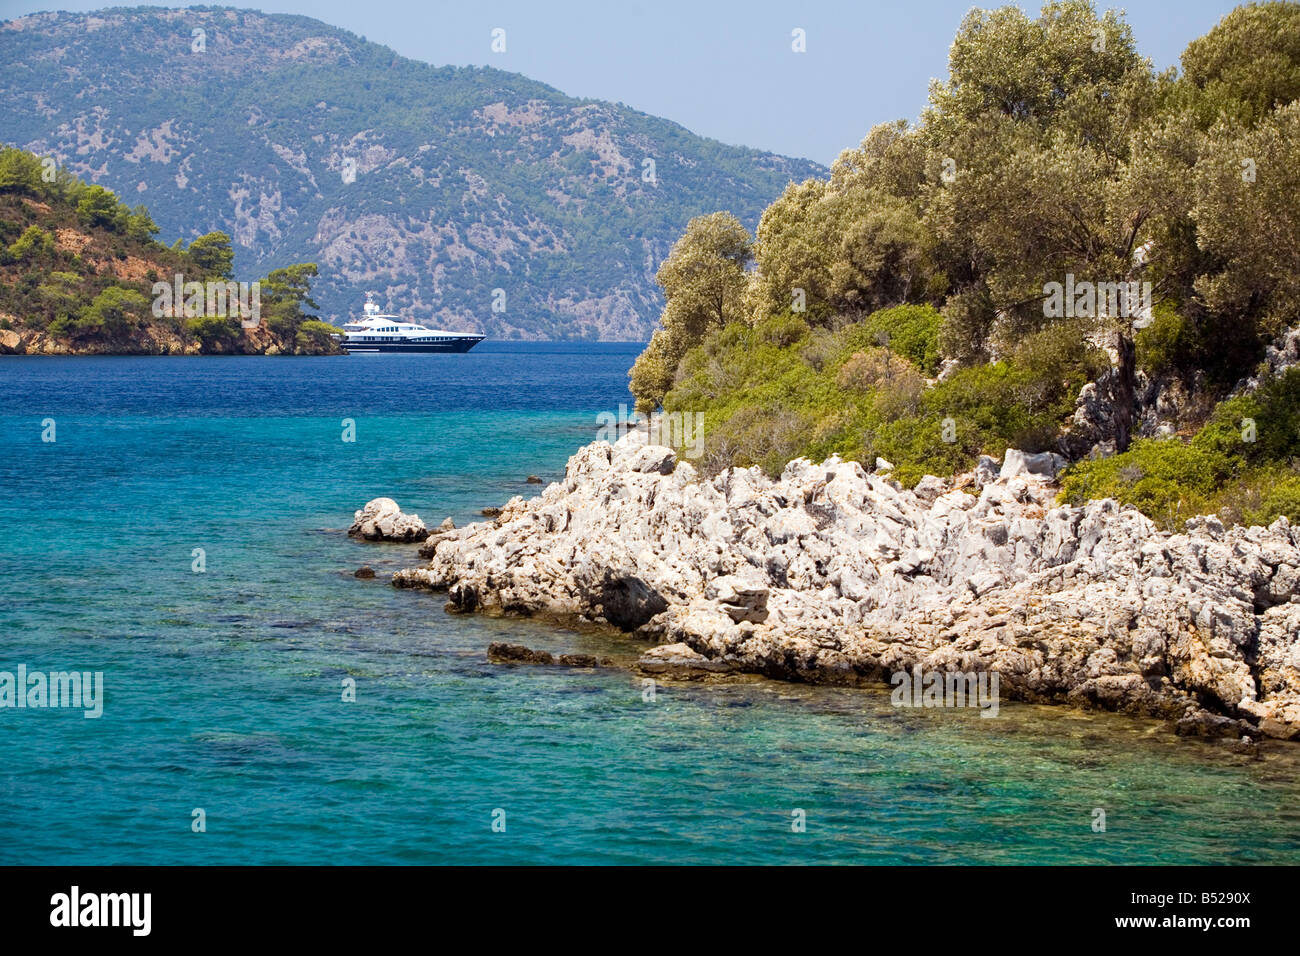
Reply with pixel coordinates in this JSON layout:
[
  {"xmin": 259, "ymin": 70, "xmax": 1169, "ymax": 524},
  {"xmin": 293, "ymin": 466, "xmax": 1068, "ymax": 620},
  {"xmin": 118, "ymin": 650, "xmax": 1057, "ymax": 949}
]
[{"xmin": 2, "ymin": 348, "xmax": 1298, "ymax": 864}]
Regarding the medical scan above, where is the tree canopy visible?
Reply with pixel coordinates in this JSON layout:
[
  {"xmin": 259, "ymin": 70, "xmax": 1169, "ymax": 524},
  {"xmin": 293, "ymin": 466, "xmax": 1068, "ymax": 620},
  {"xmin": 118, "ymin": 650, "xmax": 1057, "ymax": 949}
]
[
  {"xmin": 628, "ymin": 212, "xmax": 752, "ymax": 412},
  {"xmin": 629, "ymin": 0, "xmax": 1300, "ymax": 525}
]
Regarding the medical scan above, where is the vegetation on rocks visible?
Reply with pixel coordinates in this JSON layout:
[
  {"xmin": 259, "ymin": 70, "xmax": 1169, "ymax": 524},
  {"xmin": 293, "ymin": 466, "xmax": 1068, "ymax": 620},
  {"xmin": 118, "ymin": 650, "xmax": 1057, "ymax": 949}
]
[
  {"xmin": 666, "ymin": 306, "xmax": 1105, "ymax": 483},
  {"xmin": 1061, "ymin": 367, "xmax": 1300, "ymax": 528},
  {"xmin": 630, "ymin": 0, "xmax": 1300, "ymax": 526}
]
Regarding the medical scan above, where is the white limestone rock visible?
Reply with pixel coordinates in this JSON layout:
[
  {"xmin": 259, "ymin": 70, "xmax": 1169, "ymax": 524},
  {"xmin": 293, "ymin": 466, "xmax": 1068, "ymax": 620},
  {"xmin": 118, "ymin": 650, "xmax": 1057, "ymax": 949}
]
[
  {"xmin": 349, "ymin": 497, "xmax": 429, "ymax": 543},
  {"xmin": 391, "ymin": 445, "xmax": 1300, "ymax": 740}
]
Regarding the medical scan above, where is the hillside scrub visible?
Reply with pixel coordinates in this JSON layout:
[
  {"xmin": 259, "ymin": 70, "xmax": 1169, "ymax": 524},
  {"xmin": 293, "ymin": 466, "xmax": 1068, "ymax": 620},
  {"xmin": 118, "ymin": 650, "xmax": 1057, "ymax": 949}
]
[
  {"xmin": 1060, "ymin": 367, "xmax": 1300, "ymax": 528},
  {"xmin": 0, "ymin": 147, "xmax": 335, "ymax": 355},
  {"xmin": 665, "ymin": 305, "xmax": 1107, "ymax": 485}
]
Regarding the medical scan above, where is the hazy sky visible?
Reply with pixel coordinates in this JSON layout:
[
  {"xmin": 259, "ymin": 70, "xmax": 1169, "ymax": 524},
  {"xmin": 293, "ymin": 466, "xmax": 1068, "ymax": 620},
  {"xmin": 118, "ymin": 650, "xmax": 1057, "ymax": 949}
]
[{"xmin": 0, "ymin": 0, "xmax": 1247, "ymax": 165}]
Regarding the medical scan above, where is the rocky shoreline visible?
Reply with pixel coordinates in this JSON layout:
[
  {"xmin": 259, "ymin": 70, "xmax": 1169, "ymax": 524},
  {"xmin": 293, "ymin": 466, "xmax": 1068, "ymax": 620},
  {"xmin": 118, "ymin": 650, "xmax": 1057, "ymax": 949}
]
[
  {"xmin": 0, "ymin": 326, "xmax": 341, "ymax": 356},
  {"xmin": 376, "ymin": 433, "xmax": 1300, "ymax": 742}
]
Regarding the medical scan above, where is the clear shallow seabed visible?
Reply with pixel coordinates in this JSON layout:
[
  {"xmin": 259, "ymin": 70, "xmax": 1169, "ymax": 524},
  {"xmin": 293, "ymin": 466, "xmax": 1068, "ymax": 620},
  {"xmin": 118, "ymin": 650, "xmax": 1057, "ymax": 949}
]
[{"xmin": 1, "ymin": 345, "xmax": 1298, "ymax": 865}]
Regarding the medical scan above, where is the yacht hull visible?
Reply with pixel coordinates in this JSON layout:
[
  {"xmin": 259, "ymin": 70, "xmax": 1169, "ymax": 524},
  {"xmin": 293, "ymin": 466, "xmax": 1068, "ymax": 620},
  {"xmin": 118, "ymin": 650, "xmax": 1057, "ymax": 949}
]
[{"xmin": 340, "ymin": 337, "xmax": 485, "ymax": 354}]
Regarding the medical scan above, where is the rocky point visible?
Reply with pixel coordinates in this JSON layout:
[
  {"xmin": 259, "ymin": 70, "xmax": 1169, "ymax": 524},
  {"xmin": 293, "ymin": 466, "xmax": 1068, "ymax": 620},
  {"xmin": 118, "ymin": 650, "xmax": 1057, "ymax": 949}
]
[{"xmin": 388, "ymin": 434, "xmax": 1300, "ymax": 740}]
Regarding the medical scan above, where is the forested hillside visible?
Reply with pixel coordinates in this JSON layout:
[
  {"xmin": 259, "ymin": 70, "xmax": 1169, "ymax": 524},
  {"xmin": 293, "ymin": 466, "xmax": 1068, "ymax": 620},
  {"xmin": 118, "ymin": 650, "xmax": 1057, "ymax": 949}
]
[
  {"xmin": 0, "ymin": 147, "xmax": 334, "ymax": 355},
  {"xmin": 0, "ymin": 6, "xmax": 823, "ymax": 339}
]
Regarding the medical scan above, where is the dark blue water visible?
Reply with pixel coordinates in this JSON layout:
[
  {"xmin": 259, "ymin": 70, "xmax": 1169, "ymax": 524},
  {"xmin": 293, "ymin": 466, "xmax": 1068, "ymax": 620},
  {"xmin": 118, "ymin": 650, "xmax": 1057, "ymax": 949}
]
[{"xmin": 2, "ymin": 345, "xmax": 1299, "ymax": 864}]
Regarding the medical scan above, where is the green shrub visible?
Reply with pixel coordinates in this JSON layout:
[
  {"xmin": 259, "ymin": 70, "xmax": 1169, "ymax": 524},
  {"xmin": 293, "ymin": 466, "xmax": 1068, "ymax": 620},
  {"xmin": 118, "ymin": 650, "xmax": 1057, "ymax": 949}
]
[
  {"xmin": 798, "ymin": 328, "xmax": 842, "ymax": 372},
  {"xmin": 186, "ymin": 314, "xmax": 241, "ymax": 350},
  {"xmin": 1059, "ymin": 370, "xmax": 1300, "ymax": 529},
  {"xmin": 1136, "ymin": 302, "xmax": 1195, "ymax": 378},
  {"xmin": 666, "ymin": 301, "xmax": 1106, "ymax": 481},
  {"xmin": 0, "ymin": 148, "xmax": 46, "ymax": 196},
  {"xmin": 1254, "ymin": 474, "xmax": 1300, "ymax": 525},
  {"xmin": 7, "ymin": 225, "xmax": 54, "ymax": 261},
  {"xmin": 1059, "ymin": 438, "xmax": 1234, "ymax": 526},
  {"xmin": 74, "ymin": 185, "xmax": 128, "ymax": 231},
  {"xmin": 837, "ymin": 347, "xmax": 907, "ymax": 393},
  {"xmin": 1007, "ymin": 320, "xmax": 1110, "ymax": 412},
  {"xmin": 1135, "ymin": 301, "xmax": 1270, "ymax": 392},
  {"xmin": 696, "ymin": 406, "xmax": 816, "ymax": 477},
  {"xmin": 855, "ymin": 303, "xmax": 942, "ymax": 375},
  {"xmin": 295, "ymin": 320, "xmax": 339, "ymax": 351},
  {"xmin": 757, "ymin": 312, "xmax": 811, "ymax": 348},
  {"xmin": 1226, "ymin": 367, "xmax": 1300, "ymax": 464},
  {"xmin": 48, "ymin": 285, "xmax": 150, "ymax": 339}
]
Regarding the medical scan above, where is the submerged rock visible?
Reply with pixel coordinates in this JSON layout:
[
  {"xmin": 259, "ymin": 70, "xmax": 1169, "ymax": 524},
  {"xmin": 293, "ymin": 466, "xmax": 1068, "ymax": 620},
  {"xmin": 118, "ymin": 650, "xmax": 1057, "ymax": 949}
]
[
  {"xmin": 395, "ymin": 438, "xmax": 1300, "ymax": 740},
  {"xmin": 1174, "ymin": 710, "xmax": 1255, "ymax": 739},
  {"xmin": 486, "ymin": 642, "xmax": 614, "ymax": 667},
  {"xmin": 349, "ymin": 498, "xmax": 429, "ymax": 542},
  {"xmin": 487, "ymin": 642, "xmax": 555, "ymax": 665},
  {"xmin": 636, "ymin": 642, "xmax": 736, "ymax": 678}
]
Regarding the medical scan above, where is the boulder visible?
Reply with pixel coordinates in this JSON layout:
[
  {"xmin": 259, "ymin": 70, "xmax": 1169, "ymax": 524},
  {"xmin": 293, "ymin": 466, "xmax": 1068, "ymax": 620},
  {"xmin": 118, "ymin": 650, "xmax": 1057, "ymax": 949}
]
[
  {"xmin": 707, "ymin": 574, "xmax": 769, "ymax": 623},
  {"xmin": 416, "ymin": 517, "xmax": 466, "ymax": 558},
  {"xmin": 973, "ymin": 455, "xmax": 1001, "ymax": 485},
  {"xmin": 912, "ymin": 475, "xmax": 950, "ymax": 504},
  {"xmin": 349, "ymin": 498, "xmax": 429, "ymax": 542},
  {"xmin": 625, "ymin": 445, "xmax": 677, "ymax": 475},
  {"xmin": 1001, "ymin": 448, "xmax": 1067, "ymax": 479}
]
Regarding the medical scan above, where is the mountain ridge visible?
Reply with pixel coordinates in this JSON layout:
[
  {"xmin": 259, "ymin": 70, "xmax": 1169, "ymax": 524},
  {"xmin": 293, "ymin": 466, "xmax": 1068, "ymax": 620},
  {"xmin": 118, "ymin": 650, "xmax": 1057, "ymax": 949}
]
[{"xmin": 0, "ymin": 5, "xmax": 825, "ymax": 339}]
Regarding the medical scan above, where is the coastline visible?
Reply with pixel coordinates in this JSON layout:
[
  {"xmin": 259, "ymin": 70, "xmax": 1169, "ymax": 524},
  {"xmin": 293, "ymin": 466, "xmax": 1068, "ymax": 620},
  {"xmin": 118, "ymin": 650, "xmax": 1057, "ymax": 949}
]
[
  {"xmin": 385, "ymin": 431, "xmax": 1300, "ymax": 743},
  {"xmin": 0, "ymin": 328, "xmax": 341, "ymax": 357}
]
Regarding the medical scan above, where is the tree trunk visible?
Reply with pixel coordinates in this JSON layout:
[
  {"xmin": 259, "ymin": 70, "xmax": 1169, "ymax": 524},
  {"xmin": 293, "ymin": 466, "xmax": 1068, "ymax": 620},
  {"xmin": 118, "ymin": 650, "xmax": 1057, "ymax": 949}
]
[{"xmin": 1114, "ymin": 330, "xmax": 1137, "ymax": 453}]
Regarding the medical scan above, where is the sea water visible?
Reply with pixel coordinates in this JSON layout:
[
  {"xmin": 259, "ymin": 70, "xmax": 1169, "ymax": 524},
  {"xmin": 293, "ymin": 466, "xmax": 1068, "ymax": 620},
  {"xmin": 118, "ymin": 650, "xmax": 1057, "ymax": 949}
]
[{"xmin": 1, "ymin": 346, "xmax": 1298, "ymax": 864}]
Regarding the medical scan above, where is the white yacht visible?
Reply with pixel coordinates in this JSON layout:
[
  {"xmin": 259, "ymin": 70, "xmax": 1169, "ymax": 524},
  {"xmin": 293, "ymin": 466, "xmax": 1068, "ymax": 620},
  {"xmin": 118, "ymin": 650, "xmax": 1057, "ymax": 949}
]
[{"xmin": 336, "ymin": 293, "xmax": 485, "ymax": 353}]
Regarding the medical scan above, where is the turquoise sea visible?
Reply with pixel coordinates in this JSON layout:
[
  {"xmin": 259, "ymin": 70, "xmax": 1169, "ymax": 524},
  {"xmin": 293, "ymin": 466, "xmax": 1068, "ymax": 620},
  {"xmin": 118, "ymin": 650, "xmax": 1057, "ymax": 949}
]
[{"xmin": 2, "ymin": 346, "xmax": 1298, "ymax": 865}]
